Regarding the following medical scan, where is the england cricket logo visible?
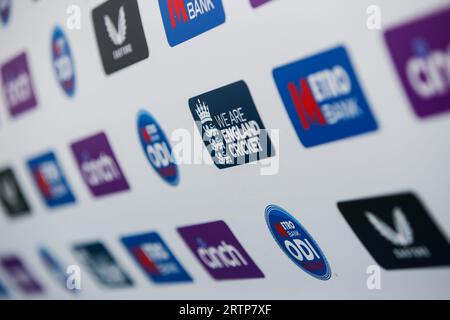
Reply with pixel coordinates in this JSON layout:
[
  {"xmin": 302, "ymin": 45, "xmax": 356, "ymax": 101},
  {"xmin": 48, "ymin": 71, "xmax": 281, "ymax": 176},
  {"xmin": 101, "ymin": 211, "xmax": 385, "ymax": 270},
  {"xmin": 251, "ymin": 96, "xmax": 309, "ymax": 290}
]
[{"xmin": 195, "ymin": 99, "xmax": 232, "ymax": 165}]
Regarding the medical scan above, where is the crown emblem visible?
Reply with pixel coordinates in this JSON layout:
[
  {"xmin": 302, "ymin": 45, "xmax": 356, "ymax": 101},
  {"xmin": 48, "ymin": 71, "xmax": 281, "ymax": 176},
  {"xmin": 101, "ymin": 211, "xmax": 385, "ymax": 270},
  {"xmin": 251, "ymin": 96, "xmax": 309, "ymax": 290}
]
[{"xmin": 195, "ymin": 99, "xmax": 213, "ymax": 124}]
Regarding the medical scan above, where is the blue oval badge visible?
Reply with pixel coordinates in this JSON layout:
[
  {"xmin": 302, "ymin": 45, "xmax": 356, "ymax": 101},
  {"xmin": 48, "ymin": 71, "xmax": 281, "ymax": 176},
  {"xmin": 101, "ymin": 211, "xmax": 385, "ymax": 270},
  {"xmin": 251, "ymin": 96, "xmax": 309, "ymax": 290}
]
[
  {"xmin": 137, "ymin": 110, "xmax": 179, "ymax": 186},
  {"xmin": 51, "ymin": 26, "xmax": 76, "ymax": 97},
  {"xmin": 265, "ymin": 205, "xmax": 331, "ymax": 280}
]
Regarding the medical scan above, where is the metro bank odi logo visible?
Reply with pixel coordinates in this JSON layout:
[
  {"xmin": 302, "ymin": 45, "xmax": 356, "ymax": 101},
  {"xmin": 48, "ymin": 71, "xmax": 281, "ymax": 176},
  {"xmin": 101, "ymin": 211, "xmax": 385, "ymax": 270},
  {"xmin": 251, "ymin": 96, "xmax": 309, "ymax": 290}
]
[
  {"xmin": 265, "ymin": 205, "xmax": 332, "ymax": 280},
  {"xmin": 137, "ymin": 110, "xmax": 179, "ymax": 186}
]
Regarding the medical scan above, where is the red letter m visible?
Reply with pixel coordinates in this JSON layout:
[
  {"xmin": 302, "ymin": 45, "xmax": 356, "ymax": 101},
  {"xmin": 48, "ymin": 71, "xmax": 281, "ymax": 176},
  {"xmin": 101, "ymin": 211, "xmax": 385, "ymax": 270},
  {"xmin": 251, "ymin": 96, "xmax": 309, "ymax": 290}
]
[
  {"xmin": 288, "ymin": 79, "xmax": 326, "ymax": 130},
  {"xmin": 167, "ymin": 0, "xmax": 189, "ymax": 28}
]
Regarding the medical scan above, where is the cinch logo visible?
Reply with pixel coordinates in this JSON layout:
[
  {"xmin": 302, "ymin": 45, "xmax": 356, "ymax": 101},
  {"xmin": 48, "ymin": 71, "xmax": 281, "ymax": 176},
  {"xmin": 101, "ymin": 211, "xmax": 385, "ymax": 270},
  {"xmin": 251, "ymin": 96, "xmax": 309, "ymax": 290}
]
[
  {"xmin": 178, "ymin": 220, "xmax": 264, "ymax": 280},
  {"xmin": 385, "ymin": 7, "xmax": 450, "ymax": 118},
  {"xmin": 73, "ymin": 242, "xmax": 133, "ymax": 288},
  {"xmin": 51, "ymin": 26, "xmax": 76, "ymax": 97},
  {"xmin": 250, "ymin": 0, "xmax": 272, "ymax": 8},
  {"xmin": 81, "ymin": 153, "xmax": 121, "ymax": 187},
  {"xmin": 0, "ymin": 255, "xmax": 43, "ymax": 295},
  {"xmin": 197, "ymin": 240, "xmax": 249, "ymax": 270},
  {"xmin": 121, "ymin": 232, "xmax": 192, "ymax": 284},
  {"xmin": 265, "ymin": 205, "xmax": 331, "ymax": 280},
  {"xmin": 0, "ymin": 0, "xmax": 11, "ymax": 26},
  {"xmin": 137, "ymin": 110, "xmax": 179, "ymax": 186},
  {"xmin": 158, "ymin": 0, "xmax": 225, "ymax": 47},
  {"xmin": 1, "ymin": 52, "xmax": 38, "ymax": 118},
  {"xmin": 338, "ymin": 193, "xmax": 450, "ymax": 270},
  {"xmin": 405, "ymin": 42, "xmax": 450, "ymax": 101},
  {"xmin": 70, "ymin": 132, "xmax": 130, "ymax": 197},
  {"xmin": 273, "ymin": 46, "xmax": 378, "ymax": 147},
  {"xmin": 92, "ymin": 0, "xmax": 149, "ymax": 75},
  {"xmin": 0, "ymin": 168, "xmax": 31, "ymax": 217},
  {"xmin": 27, "ymin": 152, "xmax": 76, "ymax": 208}
]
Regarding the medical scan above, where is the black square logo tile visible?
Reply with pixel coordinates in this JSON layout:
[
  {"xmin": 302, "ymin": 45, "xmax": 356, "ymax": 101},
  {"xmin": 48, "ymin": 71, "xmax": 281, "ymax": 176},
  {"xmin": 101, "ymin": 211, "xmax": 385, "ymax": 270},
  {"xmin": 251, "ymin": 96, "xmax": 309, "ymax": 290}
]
[
  {"xmin": 338, "ymin": 193, "xmax": 450, "ymax": 270},
  {"xmin": 0, "ymin": 168, "xmax": 31, "ymax": 217},
  {"xmin": 92, "ymin": 0, "xmax": 149, "ymax": 75}
]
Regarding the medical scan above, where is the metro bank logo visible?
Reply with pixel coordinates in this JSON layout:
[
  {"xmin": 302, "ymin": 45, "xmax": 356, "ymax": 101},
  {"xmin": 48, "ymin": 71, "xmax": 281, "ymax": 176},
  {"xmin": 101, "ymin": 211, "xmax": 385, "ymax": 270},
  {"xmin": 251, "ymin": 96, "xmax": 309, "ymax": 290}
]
[
  {"xmin": 122, "ymin": 232, "xmax": 192, "ymax": 284},
  {"xmin": 273, "ymin": 46, "xmax": 378, "ymax": 147},
  {"xmin": 70, "ymin": 132, "xmax": 130, "ymax": 197},
  {"xmin": 158, "ymin": 0, "xmax": 225, "ymax": 47},
  {"xmin": 27, "ymin": 151, "xmax": 76, "ymax": 208}
]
